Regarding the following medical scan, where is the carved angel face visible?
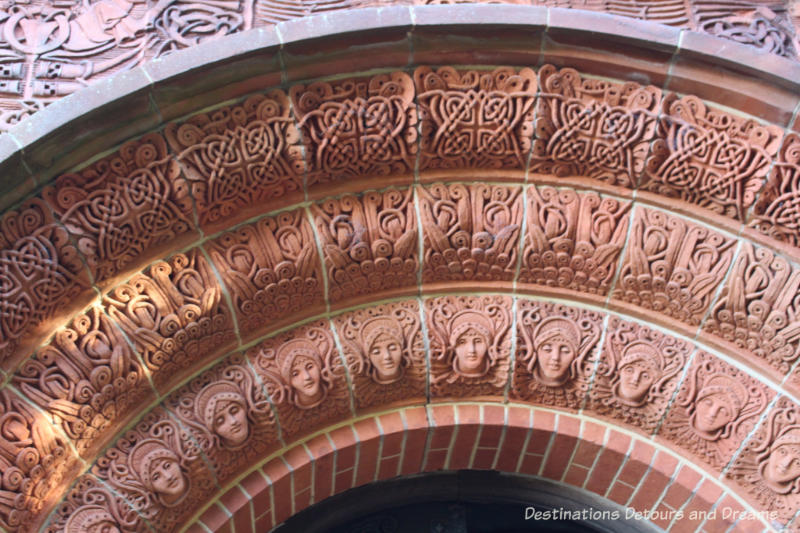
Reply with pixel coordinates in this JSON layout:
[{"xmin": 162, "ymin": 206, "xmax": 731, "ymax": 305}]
[
  {"xmin": 212, "ymin": 400, "xmax": 249, "ymax": 447},
  {"xmin": 617, "ymin": 360, "xmax": 657, "ymax": 405},
  {"xmin": 290, "ymin": 355, "xmax": 322, "ymax": 406},
  {"xmin": 368, "ymin": 332, "xmax": 404, "ymax": 382},
  {"xmin": 535, "ymin": 335, "xmax": 576, "ymax": 386},
  {"xmin": 454, "ymin": 328, "xmax": 489, "ymax": 375},
  {"xmin": 148, "ymin": 457, "xmax": 188, "ymax": 505},
  {"xmin": 692, "ymin": 392, "xmax": 736, "ymax": 436},
  {"xmin": 763, "ymin": 444, "xmax": 800, "ymax": 489}
]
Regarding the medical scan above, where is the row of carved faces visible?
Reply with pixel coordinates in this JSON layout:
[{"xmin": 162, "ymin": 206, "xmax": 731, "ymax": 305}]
[{"xmin": 41, "ymin": 296, "xmax": 798, "ymax": 533}]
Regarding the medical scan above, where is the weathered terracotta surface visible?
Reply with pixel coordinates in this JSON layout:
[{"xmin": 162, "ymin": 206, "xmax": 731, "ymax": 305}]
[{"xmin": 750, "ymin": 134, "xmax": 800, "ymax": 247}]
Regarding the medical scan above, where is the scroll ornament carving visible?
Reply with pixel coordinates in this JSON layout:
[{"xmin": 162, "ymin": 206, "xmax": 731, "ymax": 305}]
[
  {"xmin": 43, "ymin": 133, "xmax": 193, "ymax": 284},
  {"xmin": 728, "ymin": 399, "xmax": 800, "ymax": 522},
  {"xmin": 165, "ymin": 92, "xmax": 304, "ymax": 227},
  {"xmin": 513, "ymin": 301, "xmax": 601, "ymax": 409},
  {"xmin": 166, "ymin": 353, "xmax": 278, "ymax": 483},
  {"xmin": 45, "ymin": 476, "xmax": 133, "ymax": 533},
  {"xmin": 643, "ymin": 95, "xmax": 782, "ymax": 221},
  {"xmin": 250, "ymin": 322, "xmax": 351, "ymax": 438},
  {"xmin": 613, "ymin": 208, "xmax": 735, "ymax": 326},
  {"xmin": 660, "ymin": 353, "xmax": 770, "ymax": 470},
  {"xmin": 425, "ymin": 295, "xmax": 512, "ymax": 398},
  {"xmin": 531, "ymin": 65, "xmax": 661, "ymax": 188},
  {"xmin": 105, "ymin": 250, "xmax": 236, "ymax": 389},
  {"xmin": 289, "ymin": 72, "xmax": 417, "ymax": 184},
  {"xmin": 13, "ymin": 308, "xmax": 147, "ymax": 456},
  {"xmin": 701, "ymin": 7, "xmax": 796, "ymax": 58},
  {"xmin": 335, "ymin": 301, "xmax": 426, "ymax": 411},
  {"xmin": 207, "ymin": 210, "xmax": 323, "ymax": 337},
  {"xmin": 519, "ymin": 186, "xmax": 630, "ymax": 295},
  {"xmin": 750, "ymin": 134, "xmax": 800, "ymax": 246},
  {"xmin": 420, "ymin": 184, "xmax": 522, "ymax": 283},
  {"xmin": 704, "ymin": 244, "xmax": 800, "ymax": 376},
  {"xmin": 312, "ymin": 189, "xmax": 418, "ymax": 302},
  {"xmin": 414, "ymin": 66, "xmax": 537, "ymax": 170},
  {"xmin": 589, "ymin": 318, "xmax": 689, "ymax": 431},
  {"xmin": 0, "ymin": 199, "xmax": 88, "ymax": 370}
]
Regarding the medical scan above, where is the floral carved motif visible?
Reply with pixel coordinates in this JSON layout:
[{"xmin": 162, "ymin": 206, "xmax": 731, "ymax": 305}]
[
  {"xmin": 660, "ymin": 352, "xmax": 772, "ymax": 471},
  {"xmin": 249, "ymin": 321, "xmax": 351, "ymax": 439},
  {"xmin": 165, "ymin": 353, "xmax": 278, "ymax": 484},
  {"xmin": 13, "ymin": 308, "xmax": 148, "ymax": 457},
  {"xmin": 165, "ymin": 92, "xmax": 304, "ymax": 229},
  {"xmin": 531, "ymin": 65, "xmax": 661, "ymax": 188},
  {"xmin": 613, "ymin": 207, "xmax": 735, "ymax": 326},
  {"xmin": 414, "ymin": 66, "xmax": 537, "ymax": 171},
  {"xmin": 290, "ymin": 72, "xmax": 417, "ymax": 185},
  {"xmin": 519, "ymin": 186, "xmax": 630, "ymax": 296},
  {"xmin": 334, "ymin": 301, "xmax": 426, "ymax": 412},
  {"xmin": 312, "ymin": 189, "xmax": 418, "ymax": 303},
  {"xmin": 643, "ymin": 95, "xmax": 783, "ymax": 220},
  {"xmin": 728, "ymin": 398, "xmax": 800, "ymax": 523},
  {"xmin": 90, "ymin": 409, "xmax": 215, "ymax": 532},
  {"xmin": 206, "ymin": 209, "xmax": 323, "ymax": 339},
  {"xmin": 104, "ymin": 249, "xmax": 236, "ymax": 390},
  {"xmin": 589, "ymin": 317, "xmax": 690, "ymax": 432},
  {"xmin": 425, "ymin": 295, "xmax": 512, "ymax": 399},
  {"xmin": 44, "ymin": 476, "xmax": 134, "ymax": 533},
  {"xmin": 750, "ymin": 134, "xmax": 800, "ymax": 246},
  {"xmin": 43, "ymin": 133, "xmax": 194, "ymax": 285},
  {"xmin": 513, "ymin": 300, "xmax": 602, "ymax": 409},
  {"xmin": 0, "ymin": 199, "xmax": 89, "ymax": 371},
  {"xmin": 419, "ymin": 184, "xmax": 522, "ymax": 283},
  {"xmin": 704, "ymin": 243, "xmax": 800, "ymax": 376}
]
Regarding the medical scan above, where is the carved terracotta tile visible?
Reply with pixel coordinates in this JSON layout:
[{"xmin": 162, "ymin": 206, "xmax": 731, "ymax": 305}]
[
  {"xmin": 333, "ymin": 301, "xmax": 426, "ymax": 413},
  {"xmin": 415, "ymin": 66, "xmax": 537, "ymax": 172},
  {"xmin": 419, "ymin": 184, "xmax": 523, "ymax": 284},
  {"xmin": 12, "ymin": 307, "xmax": 152, "ymax": 458},
  {"xmin": 749, "ymin": 133, "xmax": 800, "ymax": 247},
  {"xmin": 0, "ymin": 199, "xmax": 92, "ymax": 373},
  {"xmin": 424, "ymin": 295, "xmax": 513, "ymax": 400},
  {"xmin": 205, "ymin": 209, "xmax": 324, "ymax": 340},
  {"xmin": 512, "ymin": 300, "xmax": 602, "ymax": 410},
  {"xmin": 164, "ymin": 352, "xmax": 279, "ymax": 485},
  {"xmin": 43, "ymin": 474, "xmax": 139, "ymax": 533},
  {"xmin": 89, "ymin": 407, "xmax": 216, "ymax": 533},
  {"xmin": 289, "ymin": 72, "xmax": 417, "ymax": 188},
  {"xmin": 0, "ymin": 387, "xmax": 81, "ymax": 533},
  {"xmin": 612, "ymin": 207, "xmax": 736, "ymax": 328},
  {"xmin": 247, "ymin": 320, "xmax": 351, "ymax": 440},
  {"xmin": 588, "ymin": 316, "xmax": 692, "ymax": 433},
  {"xmin": 530, "ymin": 65, "xmax": 661, "ymax": 188},
  {"xmin": 104, "ymin": 249, "xmax": 237, "ymax": 392},
  {"xmin": 42, "ymin": 133, "xmax": 196, "ymax": 287},
  {"xmin": 165, "ymin": 92, "xmax": 304, "ymax": 231},
  {"xmin": 642, "ymin": 94, "xmax": 783, "ymax": 221},
  {"xmin": 704, "ymin": 243, "xmax": 800, "ymax": 378},
  {"xmin": 727, "ymin": 397, "xmax": 800, "ymax": 524},
  {"xmin": 312, "ymin": 188, "xmax": 418, "ymax": 304},
  {"xmin": 519, "ymin": 186, "xmax": 630, "ymax": 297},
  {"xmin": 659, "ymin": 351, "xmax": 773, "ymax": 472}
]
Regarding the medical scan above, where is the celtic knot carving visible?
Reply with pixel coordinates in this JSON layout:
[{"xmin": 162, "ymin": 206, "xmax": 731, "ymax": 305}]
[
  {"xmin": 589, "ymin": 317, "xmax": 689, "ymax": 431},
  {"xmin": 44, "ymin": 476, "xmax": 134, "ymax": 533},
  {"xmin": 702, "ymin": 7, "xmax": 796, "ymax": 58},
  {"xmin": 660, "ymin": 352, "xmax": 771, "ymax": 471},
  {"xmin": 425, "ymin": 295, "xmax": 512, "ymax": 399},
  {"xmin": 643, "ymin": 95, "xmax": 783, "ymax": 220},
  {"xmin": 419, "ymin": 184, "xmax": 522, "ymax": 283},
  {"xmin": 415, "ymin": 66, "xmax": 537, "ymax": 170},
  {"xmin": 165, "ymin": 92, "xmax": 304, "ymax": 229},
  {"xmin": 0, "ymin": 199, "xmax": 89, "ymax": 371},
  {"xmin": 312, "ymin": 188, "xmax": 418, "ymax": 303},
  {"xmin": 519, "ymin": 186, "xmax": 630, "ymax": 295},
  {"xmin": 531, "ymin": 65, "xmax": 661, "ymax": 187},
  {"xmin": 13, "ymin": 307, "xmax": 147, "ymax": 457},
  {"xmin": 613, "ymin": 207, "xmax": 735, "ymax": 326},
  {"xmin": 334, "ymin": 301, "xmax": 426, "ymax": 412},
  {"xmin": 290, "ymin": 72, "xmax": 417, "ymax": 185},
  {"xmin": 43, "ymin": 133, "xmax": 194, "ymax": 284},
  {"xmin": 249, "ymin": 321, "xmax": 351, "ymax": 439},
  {"xmin": 104, "ymin": 249, "xmax": 236, "ymax": 390},
  {"xmin": 513, "ymin": 300, "xmax": 602, "ymax": 409},
  {"xmin": 206, "ymin": 209, "xmax": 323, "ymax": 339},
  {"xmin": 750, "ymin": 134, "xmax": 800, "ymax": 246}
]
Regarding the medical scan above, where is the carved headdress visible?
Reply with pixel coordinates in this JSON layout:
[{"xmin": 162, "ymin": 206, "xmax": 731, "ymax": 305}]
[
  {"xmin": 690, "ymin": 374, "xmax": 749, "ymax": 440},
  {"xmin": 758, "ymin": 425, "xmax": 800, "ymax": 494},
  {"xmin": 274, "ymin": 338, "xmax": 330, "ymax": 408},
  {"xmin": 128, "ymin": 439, "xmax": 188, "ymax": 507},
  {"xmin": 448, "ymin": 311, "xmax": 494, "ymax": 345},
  {"xmin": 64, "ymin": 506, "xmax": 117, "ymax": 533},
  {"xmin": 527, "ymin": 317, "xmax": 582, "ymax": 381},
  {"xmin": 195, "ymin": 381, "xmax": 246, "ymax": 432},
  {"xmin": 359, "ymin": 316, "xmax": 408, "ymax": 383}
]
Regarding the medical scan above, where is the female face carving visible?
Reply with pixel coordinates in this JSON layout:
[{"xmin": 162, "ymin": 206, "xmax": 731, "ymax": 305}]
[
  {"xmin": 454, "ymin": 328, "xmax": 488, "ymax": 374},
  {"xmin": 693, "ymin": 392, "xmax": 734, "ymax": 435},
  {"xmin": 535, "ymin": 336, "xmax": 575, "ymax": 384},
  {"xmin": 763, "ymin": 444, "xmax": 800, "ymax": 487},
  {"xmin": 290, "ymin": 355, "xmax": 322, "ymax": 404},
  {"xmin": 617, "ymin": 361, "xmax": 656, "ymax": 404},
  {"xmin": 148, "ymin": 457, "xmax": 188, "ymax": 505},
  {"xmin": 212, "ymin": 400, "xmax": 249, "ymax": 447},
  {"xmin": 369, "ymin": 332, "xmax": 403, "ymax": 382}
]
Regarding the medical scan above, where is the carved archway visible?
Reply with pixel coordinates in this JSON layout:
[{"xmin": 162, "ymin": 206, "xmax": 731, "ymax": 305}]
[{"xmin": 0, "ymin": 4, "xmax": 799, "ymax": 533}]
